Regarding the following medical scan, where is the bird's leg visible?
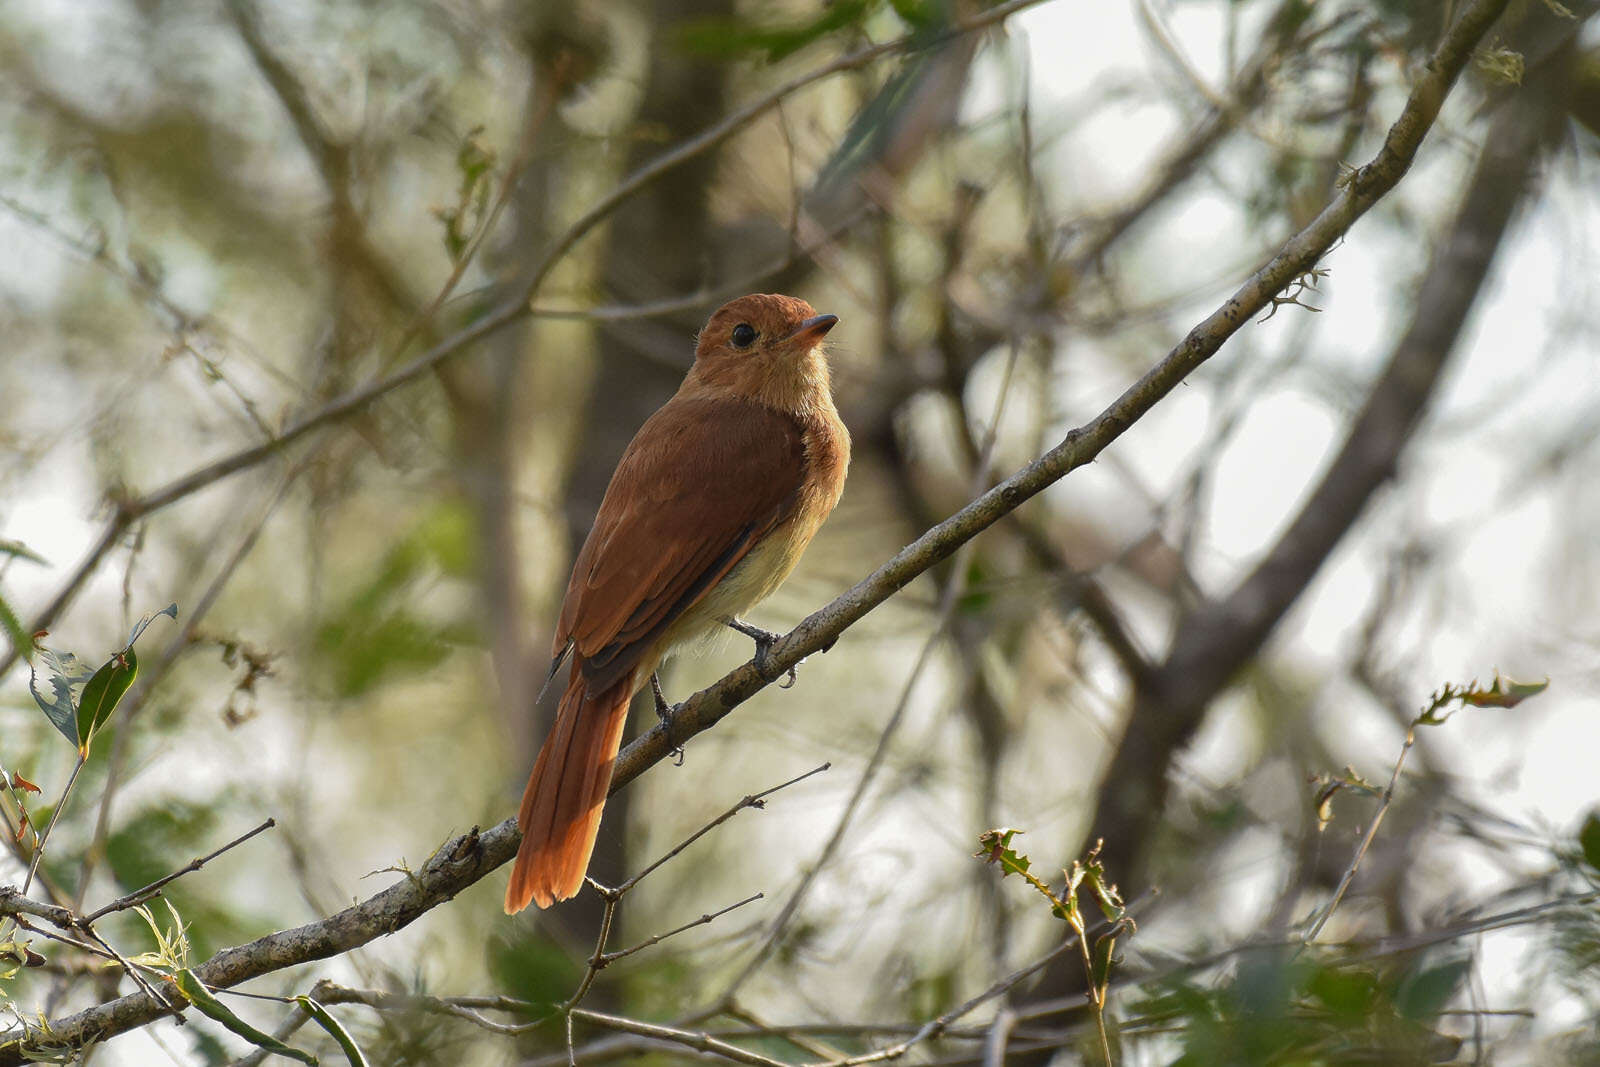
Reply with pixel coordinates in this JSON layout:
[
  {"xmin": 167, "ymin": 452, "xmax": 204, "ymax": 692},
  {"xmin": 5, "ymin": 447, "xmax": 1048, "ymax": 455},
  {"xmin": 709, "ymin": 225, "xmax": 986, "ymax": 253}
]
[
  {"xmin": 726, "ymin": 618, "xmax": 800, "ymax": 688},
  {"xmin": 650, "ymin": 673, "xmax": 684, "ymax": 765}
]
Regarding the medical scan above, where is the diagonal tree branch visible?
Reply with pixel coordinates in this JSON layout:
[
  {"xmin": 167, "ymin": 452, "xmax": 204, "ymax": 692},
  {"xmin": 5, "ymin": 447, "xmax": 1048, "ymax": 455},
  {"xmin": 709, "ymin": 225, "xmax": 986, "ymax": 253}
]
[
  {"xmin": 0, "ymin": 2, "xmax": 1513, "ymax": 1058},
  {"xmin": 1088, "ymin": 15, "xmax": 1580, "ymax": 893}
]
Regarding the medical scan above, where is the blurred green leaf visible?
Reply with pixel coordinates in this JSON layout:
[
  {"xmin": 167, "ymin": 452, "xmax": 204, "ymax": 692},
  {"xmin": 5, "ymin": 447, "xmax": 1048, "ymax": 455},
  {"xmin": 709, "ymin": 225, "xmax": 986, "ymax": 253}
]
[
  {"xmin": 488, "ymin": 927, "xmax": 582, "ymax": 1012},
  {"xmin": 0, "ymin": 538, "xmax": 48, "ymax": 565},
  {"xmin": 434, "ymin": 127, "xmax": 496, "ymax": 261},
  {"xmin": 1579, "ymin": 810, "xmax": 1600, "ymax": 872},
  {"xmin": 174, "ymin": 969, "xmax": 318, "ymax": 1064},
  {"xmin": 107, "ymin": 802, "xmax": 218, "ymax": 890},
  {"xmin": 0, "ymin": 591, "xmax": 28, "ymax": 662},
  {"xmin": 1393, "ymin": 954, "xmax": 1470, "ymax": 1020},
  {"xmin": 314, "ymin": 505, "xmax": 477, "ymax": 697},
  {"xmin": 318, "ymin": 613, "xmax": 468, "ymax": 699},
  {"xmin": 956, "ymin": 556, "xmax": 991, "ymax": 615},
  {"xmin": 1307, "ymin": 966, "xmax": 1380, "ymax": 1018},
  {"xmin": 677, "ymin": 0, "xmax": 879, "ymax": 62}
]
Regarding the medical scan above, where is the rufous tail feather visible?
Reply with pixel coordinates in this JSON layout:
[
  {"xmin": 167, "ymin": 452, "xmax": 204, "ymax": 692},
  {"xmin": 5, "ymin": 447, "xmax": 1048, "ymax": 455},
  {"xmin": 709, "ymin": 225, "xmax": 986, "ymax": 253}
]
[{"xmin": 505, "ymin": 665, "xmax": 633, "ymax": 912}]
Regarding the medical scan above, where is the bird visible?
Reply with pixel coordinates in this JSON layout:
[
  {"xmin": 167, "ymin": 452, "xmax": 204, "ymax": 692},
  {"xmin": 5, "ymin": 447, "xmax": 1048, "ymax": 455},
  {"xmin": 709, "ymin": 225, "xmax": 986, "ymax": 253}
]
[{"xmin": 505, "ymin": 293, "xmax": 851, "ymax": 913}]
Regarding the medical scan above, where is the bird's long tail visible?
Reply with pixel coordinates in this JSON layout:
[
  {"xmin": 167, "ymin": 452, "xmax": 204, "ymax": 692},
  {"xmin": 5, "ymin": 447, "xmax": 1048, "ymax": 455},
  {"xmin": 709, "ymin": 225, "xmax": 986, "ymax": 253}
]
[{"xmin": 505, "ymin": 664, "xmax": 633, "ymax": 912}]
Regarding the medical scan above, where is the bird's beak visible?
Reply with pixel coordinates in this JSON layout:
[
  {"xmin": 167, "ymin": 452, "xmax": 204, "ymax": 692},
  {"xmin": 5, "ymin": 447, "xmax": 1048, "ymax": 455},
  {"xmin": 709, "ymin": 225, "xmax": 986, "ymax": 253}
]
[{"xmin": 781, "ymin": 313, "xmax": 839, "ymax": 346}]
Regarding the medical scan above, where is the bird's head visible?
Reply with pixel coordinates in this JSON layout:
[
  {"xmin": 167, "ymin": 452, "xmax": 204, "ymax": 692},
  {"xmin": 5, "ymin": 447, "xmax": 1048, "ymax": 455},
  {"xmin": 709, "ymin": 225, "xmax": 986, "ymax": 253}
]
[{"xmin": 686, "ymin": 294, "xmax": 839, "ymax": 411}]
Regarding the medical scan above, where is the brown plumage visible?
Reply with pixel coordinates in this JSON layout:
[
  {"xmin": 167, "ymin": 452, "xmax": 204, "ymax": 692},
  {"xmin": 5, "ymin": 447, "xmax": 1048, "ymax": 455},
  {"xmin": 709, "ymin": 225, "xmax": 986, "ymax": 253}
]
[{"xmin": 506, "ymin": 294, "xmax": 851, "ymax": 912}]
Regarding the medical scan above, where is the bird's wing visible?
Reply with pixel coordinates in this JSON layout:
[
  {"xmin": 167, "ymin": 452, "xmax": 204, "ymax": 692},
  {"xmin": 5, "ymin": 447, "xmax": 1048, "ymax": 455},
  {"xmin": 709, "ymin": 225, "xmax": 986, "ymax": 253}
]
[{"xmin": 556, "ymin": 396, "xmax": 807, "ymax": 693}]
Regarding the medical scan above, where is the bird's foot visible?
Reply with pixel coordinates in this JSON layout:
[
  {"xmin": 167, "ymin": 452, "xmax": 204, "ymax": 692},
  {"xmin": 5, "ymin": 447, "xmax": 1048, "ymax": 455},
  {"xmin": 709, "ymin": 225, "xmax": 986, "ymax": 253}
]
[
  {"xmin": 650, "ymin": 673, "xmax": 685, "ymax": 765},
  {"xmin": 726, "ymin": 617, "xmax": 800, "ymax": 688}
]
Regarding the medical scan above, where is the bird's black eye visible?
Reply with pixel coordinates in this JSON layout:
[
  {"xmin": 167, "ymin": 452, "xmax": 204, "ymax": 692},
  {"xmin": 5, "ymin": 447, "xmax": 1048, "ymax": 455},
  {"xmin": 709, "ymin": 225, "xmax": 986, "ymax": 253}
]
[{"xmin": 730, "ymin": 323, "xmax": 758, "ymax": 348}]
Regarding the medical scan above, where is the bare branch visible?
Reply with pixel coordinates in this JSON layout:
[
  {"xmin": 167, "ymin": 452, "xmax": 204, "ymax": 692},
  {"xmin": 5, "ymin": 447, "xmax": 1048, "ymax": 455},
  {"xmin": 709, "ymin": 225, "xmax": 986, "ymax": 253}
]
[
  {"xmin": 614, "ymin": 762, "xmax": 829, "ymax": 896},
  {"xmin": 1088, "ymin": 4, "xmax": 1580, "ymax": 892},
  {"xmin": 81, "ymin": 818, "xmax": 277, "ymax": 925},
  {"xmin": 599, "ymin": 892, "xmax": 764, "ymax": 967}
]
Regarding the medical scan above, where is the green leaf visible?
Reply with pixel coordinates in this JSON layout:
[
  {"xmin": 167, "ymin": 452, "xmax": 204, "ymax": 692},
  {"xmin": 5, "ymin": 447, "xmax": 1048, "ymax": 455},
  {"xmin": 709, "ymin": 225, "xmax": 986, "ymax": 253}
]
[
  {"xmin": 886, "ymin": 0, "xmax": 942, "ymax": 28},
  {"xmin": 29, "ymin": 647, "xmax": 94, "ymax": 746},
  {"xmin": 76, "ymin": 649, "xmax": 137, "ymax": 756},
  {"xmin": 1091, "ymin": 934, "xmax": 1117, "ymax": 992},
  {"xmin": 1578, "ymin": 810, "xmax": 1600, "ymax": 872},
  {"xmin": 29, "ymin": 603, "xmax": 177, "ymax": 756},
  {"xmin": 1307, "ymin": 966, "xmax": 1380, "ymax": 1018},
  {"xmin": 974, "ymin": 828, "xmax": 1032, "ymax": 878},
  {"xmin": 0, "ymin": 539, "xmax": 48, "ymax": 566},
  {"xmin": 173, "ymin": 969, "xmax": 318, "ymax": 1064},
  {"xmin": 296, "ymin": 998, "xmax": 370, "ymax": 1067}
]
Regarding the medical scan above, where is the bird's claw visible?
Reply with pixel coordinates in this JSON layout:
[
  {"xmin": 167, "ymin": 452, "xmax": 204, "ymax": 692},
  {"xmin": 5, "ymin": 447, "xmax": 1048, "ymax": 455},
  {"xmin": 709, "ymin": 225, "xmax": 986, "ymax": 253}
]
[
  {"xmin": 651, "ymin": 673, "xmax": 685, "ymax": 764},
  {"xmin": 727, "ymin": 618, "xmax": 802, "ymax": 687}
]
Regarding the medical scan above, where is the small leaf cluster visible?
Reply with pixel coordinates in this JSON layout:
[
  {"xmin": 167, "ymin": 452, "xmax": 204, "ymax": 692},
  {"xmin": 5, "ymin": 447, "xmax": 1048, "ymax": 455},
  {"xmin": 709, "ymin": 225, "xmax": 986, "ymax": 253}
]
[
  {"xmin": 977, "ymin": 830, "xmax": 1135, "ymax": 1060},
  {"xmin": 26, "ymin": 604, "xmax": 177, "ymax": 758},
  {"xmin": 1133, "ymin": 948, "xmax": 1475, "ymax": 1065},
  {"xmin": 433, "ymin": 127, "xmax": 497, "ymax": 261}
]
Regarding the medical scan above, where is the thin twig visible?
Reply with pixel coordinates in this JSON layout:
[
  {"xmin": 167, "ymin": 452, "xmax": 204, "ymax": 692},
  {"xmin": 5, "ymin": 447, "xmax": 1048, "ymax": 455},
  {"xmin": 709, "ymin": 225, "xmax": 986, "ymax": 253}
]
[
  {"xmin": 560, "ymin": 893, "xmax": 617, "ymax": 1014},
  {"xmin": 561, "ymin": 766, "xmax": 824, "ymax": 1016},
  {"xmin": 616, "ymin": 763, "xmax": 829, "ymax": 896},
  {"xmin": 569, "ymin": 1008, "xmax": 793, "ymax": 1067},
  {"xmin": 982, "ymin": 1006, "xmax": 1016, "ymax": 1067},
  {"xmin": 20, "ymin": 757, "xmax": 86, "ymax": 897},
  {"xmin": 82, "ymin": 819, "xmax": 277, "ymax": 924},
  {"xmin": 1298, "ymin": 723, "xmax": 1418, "ymax": 947},
  {"xmin": 599, "ymin": 892, "xmax": 764, "ymax": 966}
]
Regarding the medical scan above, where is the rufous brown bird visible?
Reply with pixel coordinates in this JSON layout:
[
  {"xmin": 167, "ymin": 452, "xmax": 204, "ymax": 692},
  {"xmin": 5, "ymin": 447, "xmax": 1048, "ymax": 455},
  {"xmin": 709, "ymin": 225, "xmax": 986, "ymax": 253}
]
[{"xmin": 505, "ymin": 293, "xmax": 850, "ymax": 913}]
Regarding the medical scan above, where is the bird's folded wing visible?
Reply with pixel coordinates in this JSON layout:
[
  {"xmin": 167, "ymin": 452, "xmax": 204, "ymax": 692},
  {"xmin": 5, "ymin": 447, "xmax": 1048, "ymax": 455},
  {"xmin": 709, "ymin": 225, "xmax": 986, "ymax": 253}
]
[{"xmin": 557, "ymin": 397, "xmax": 807, "ymax": 693}]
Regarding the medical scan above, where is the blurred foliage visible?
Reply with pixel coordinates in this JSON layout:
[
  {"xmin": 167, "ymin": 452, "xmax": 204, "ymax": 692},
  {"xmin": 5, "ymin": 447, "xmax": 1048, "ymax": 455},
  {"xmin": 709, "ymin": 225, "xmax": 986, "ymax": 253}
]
[
  {"xmin": 1135, "ymin": 948, "xmax": 1469, "ymax": 1064},
  {"xmin": 313, "ymin": 501, "xmax": 479, "ymax": 699},
  {"xmin": 678, "ymin": 0, "xmax": 945, "ymax": 63}
]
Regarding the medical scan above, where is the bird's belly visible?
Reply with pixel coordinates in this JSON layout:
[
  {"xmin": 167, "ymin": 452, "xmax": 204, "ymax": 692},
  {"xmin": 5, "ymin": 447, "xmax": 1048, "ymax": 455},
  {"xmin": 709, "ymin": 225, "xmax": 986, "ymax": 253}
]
[{"xmin": 658, "ymin": 518, "xmax": 812, "ymax": 658}]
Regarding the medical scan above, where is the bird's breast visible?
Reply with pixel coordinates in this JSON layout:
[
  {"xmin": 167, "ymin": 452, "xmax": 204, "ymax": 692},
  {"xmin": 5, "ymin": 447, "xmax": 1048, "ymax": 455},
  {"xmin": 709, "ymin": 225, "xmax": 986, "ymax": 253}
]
[{"xmin": 660, "ymin": 406, "xmax": 848, "ymax": 656}]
